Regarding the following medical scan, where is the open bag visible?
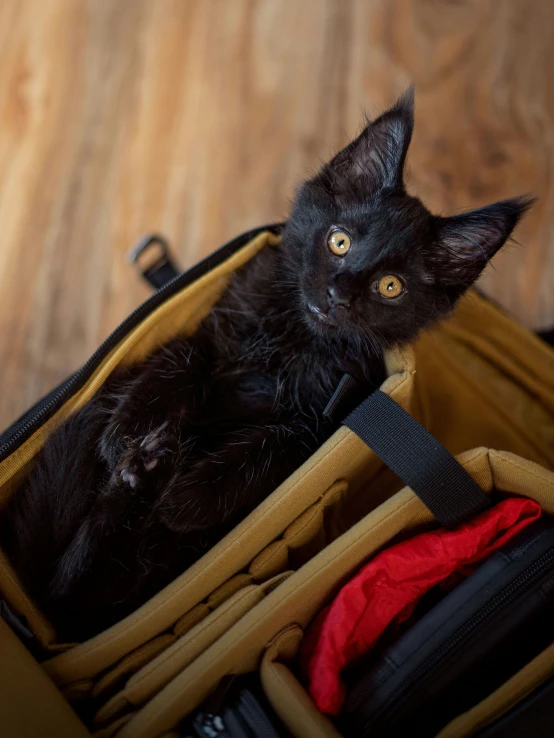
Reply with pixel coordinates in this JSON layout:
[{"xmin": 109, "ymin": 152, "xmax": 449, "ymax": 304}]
[{"xmin": 0, "ymin": 226, "xmax": 553, "ymax": 737}]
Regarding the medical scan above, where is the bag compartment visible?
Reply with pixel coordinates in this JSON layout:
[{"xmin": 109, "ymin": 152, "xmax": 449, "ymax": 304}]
[
  {"xmin": 0, "ymin": 619, "xmax": 90, "ymax": 738},
  {"xmin": 341, "ymin": 517, "xmax": 554, "ymax": 737},
  {"xmin": 113, "ymin": 450, "xmax": 554, "ymax": 738}
]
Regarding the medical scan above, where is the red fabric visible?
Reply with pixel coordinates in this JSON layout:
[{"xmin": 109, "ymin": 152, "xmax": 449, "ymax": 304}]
[{"xmin": 301, "ymin": 497, "xmax": 541, "ymax": 715}]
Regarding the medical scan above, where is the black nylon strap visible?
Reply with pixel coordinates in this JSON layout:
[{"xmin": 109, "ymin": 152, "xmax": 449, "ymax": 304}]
[
  {"xmin": 344, "ymin": 390, "xmax": 491, "ymax": 528},
  {"xmin": 323, "ymin": 374, "xmax": 367, "ymax": 423},
  {"xmin": 143, "ymin": 259, "xmax": 180, "ymax": 289}
]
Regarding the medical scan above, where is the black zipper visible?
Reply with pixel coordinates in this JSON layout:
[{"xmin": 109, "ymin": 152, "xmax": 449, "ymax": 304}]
[
  {"xmin": 363, "ymin": 545, "xmax": 554, "ymax": 733},
  {"xmin": 237, "ymin": 690, "xmax": 282, "ymax": 738},
  {"xmin": 0, "ymin": 223, "xmax": 283, "ymax": 462}
]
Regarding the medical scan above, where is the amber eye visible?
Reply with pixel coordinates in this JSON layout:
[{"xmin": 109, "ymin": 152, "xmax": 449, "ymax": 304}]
[
  {"xmin": 378, "ymin": 275, "xmax": 404, "ymax": 299},
  {"xmin": 328, "ymin": 229, "xmax": 352, "ymax": 256}
]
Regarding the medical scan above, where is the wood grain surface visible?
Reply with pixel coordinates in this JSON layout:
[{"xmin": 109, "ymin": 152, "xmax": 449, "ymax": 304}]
[{"xmin": 0, "ymin": 0, "xmax": 553, "ymax": 430}]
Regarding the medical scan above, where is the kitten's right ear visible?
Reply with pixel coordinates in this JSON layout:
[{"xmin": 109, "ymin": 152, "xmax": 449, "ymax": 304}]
[{"xmin": 323, "ymin": 86, "xmax": 415, "ymax": 190}]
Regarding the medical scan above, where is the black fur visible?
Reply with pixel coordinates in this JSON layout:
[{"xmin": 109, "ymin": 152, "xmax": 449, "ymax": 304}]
[{"xmin": 1, "ymin": 89, "xmax": 532, "ymax": 641}]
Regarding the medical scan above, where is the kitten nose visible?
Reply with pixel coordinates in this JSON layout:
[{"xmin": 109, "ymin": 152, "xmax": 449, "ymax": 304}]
[{"xmin": 327, "ymin": 285, "xmax": 351, "ymax": 308}]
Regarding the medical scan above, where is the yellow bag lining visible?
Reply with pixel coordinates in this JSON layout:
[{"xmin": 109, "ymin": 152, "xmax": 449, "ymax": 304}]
[
  {"xmin": 115, "ymin": 450, "xmax": 554, "ymax": 738},
  {"xmin": 413, "ymin": 293, "xmax": 554, "ymax": 464},
  {"xmin": 443, "ymin": 296, "xmax": 554, "ymax": 404},
  {"xmin": 418, "ymin": 329, "xmax": 554, "ymax": 462},
  {"xmin": 0, "ymin": 620, "xmax": 90, "ymax": 738}
]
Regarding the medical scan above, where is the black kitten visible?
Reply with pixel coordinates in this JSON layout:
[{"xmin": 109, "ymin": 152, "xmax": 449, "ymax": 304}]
[{"xmin": 1, "ymin": 89, "xmax": 531, "ymax": 641}]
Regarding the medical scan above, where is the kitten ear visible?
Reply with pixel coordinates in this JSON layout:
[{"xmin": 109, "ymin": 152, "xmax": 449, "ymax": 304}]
[
  {"xmin": 325, "ymin": 86, "xmax": 415, "ymax": 190},
  {"xmin": 434, "ymin": 196, "xmax": 534, "ymax": 287}
]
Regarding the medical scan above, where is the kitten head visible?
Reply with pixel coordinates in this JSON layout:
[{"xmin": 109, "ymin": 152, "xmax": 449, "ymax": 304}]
[{"xmin": 283, "ymin": 87, "xmax": 533, "ymax": 350}]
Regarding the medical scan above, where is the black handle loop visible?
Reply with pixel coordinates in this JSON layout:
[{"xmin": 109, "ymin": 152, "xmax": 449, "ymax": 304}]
[
  {"xmin": 343, "ymin": 390, "xmax": 491, "ymax": 528},
  {"xmin": 128, "ymin": 234, "xmax": 181, "ymax": 290}
]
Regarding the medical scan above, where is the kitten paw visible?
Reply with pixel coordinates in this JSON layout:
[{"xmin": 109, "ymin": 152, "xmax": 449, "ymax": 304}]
[{"xmin": 114, "ymin": 423, "xmax": 176, "ymax": 489}]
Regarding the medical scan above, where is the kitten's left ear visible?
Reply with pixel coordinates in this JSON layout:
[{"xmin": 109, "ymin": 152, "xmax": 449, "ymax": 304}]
[
  {"xmin": 326, "ymin": 86, "xmax": 415, "ymax": 189},
  {"xmin": 434, "ymin": 196, "xmax": 535, "ymax": 287}
]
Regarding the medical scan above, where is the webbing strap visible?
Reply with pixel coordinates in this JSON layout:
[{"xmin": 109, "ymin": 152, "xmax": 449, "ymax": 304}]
[{"xmin": 344, "ymin": 390, "xmax": 491, "ymax": 528}]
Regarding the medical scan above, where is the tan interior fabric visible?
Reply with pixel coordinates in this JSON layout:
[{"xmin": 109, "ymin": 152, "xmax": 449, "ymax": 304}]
[
  {"xmin": 117, "ymin": 451, "xmax": 554, "ymax": 738},
  {"xmin": 0, "ymin": 619, "xmax": 90, "ymax": 738},
  {"xmin": 413, "ymin": 294, "xmax": 554, "ymax": 462}
]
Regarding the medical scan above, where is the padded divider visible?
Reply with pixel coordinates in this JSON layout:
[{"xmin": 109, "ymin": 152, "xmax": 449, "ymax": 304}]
[
  {"xmin": 94, "ymin": 578, "xmax": 287, "ymax": 727},
  {"xmin": 172, "ymin": 603, "xmax": 211, "ymax": 638},
  {"xmin": 205, "ymin": 574, "xmax": 254, "ymax": 610},
  {"xmin": 260, "ymin": 625, "xmax": 340, "ymax": 738},
  {"xmin": 71, "ymin": 580, "xmax": 245, "ymax": 708},
  {"xmin": 70, "ymin": 482, "xmax": 346, "ymax": 725},
  {"xmin": 93, "ymin": 714, "xmax": 131, "ymax": 738},
  {"xmin": 249, "ymin": 481, "xmax": 348, "ymax": 581},
  {"xmin": 91, "ymin": 635, "xmax": 178, "ymax": 701},
  {"xmin": 53, "ymin": 480, "xmax": 347, "ymax": 732}
]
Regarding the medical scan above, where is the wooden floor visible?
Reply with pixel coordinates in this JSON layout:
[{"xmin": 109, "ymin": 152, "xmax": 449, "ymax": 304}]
[{"xmin": 1, "ymin": 0, "xmax": 553, "ymax": 430}]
